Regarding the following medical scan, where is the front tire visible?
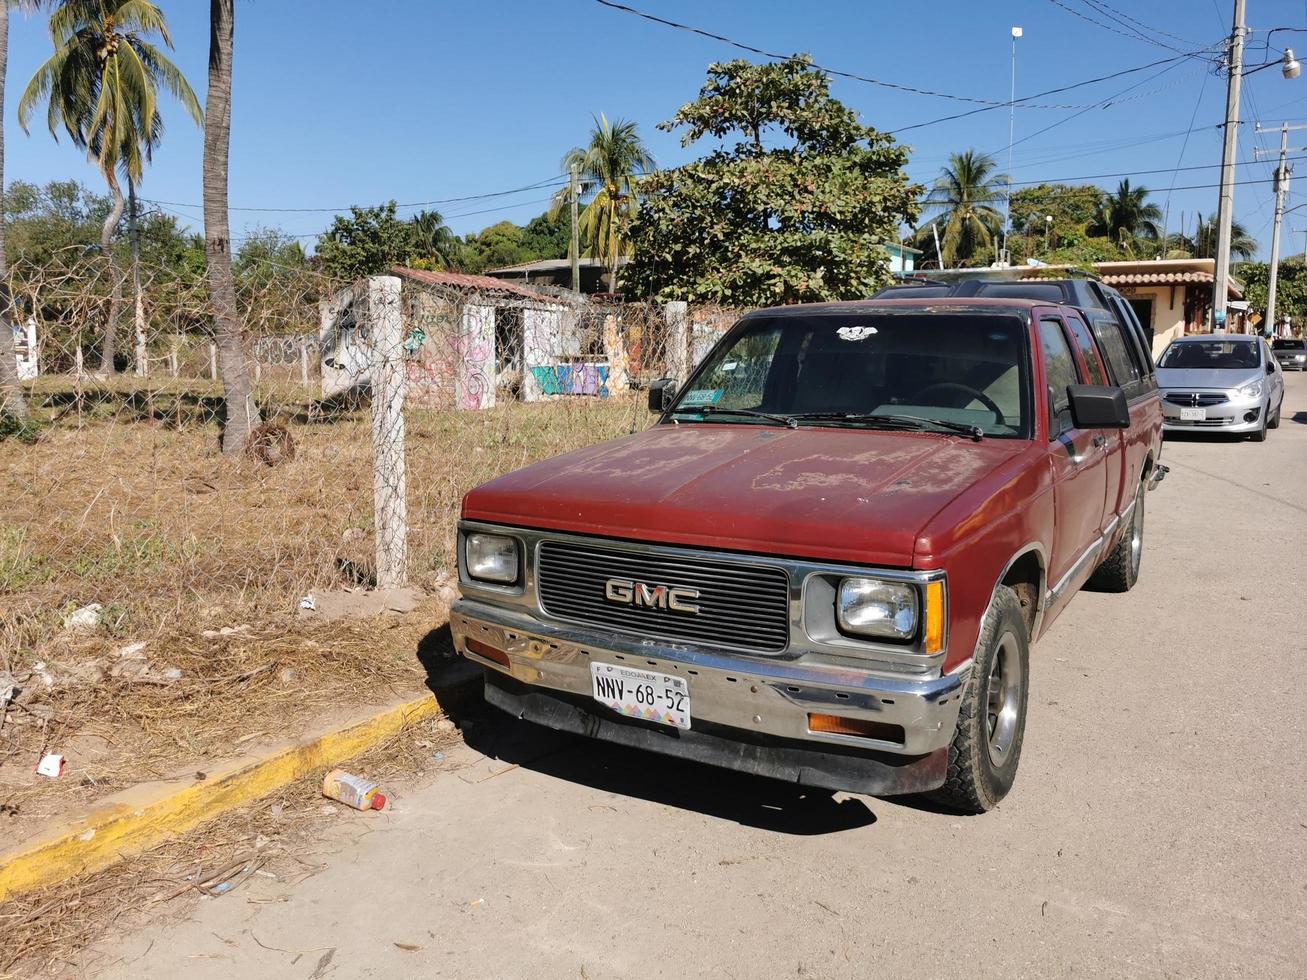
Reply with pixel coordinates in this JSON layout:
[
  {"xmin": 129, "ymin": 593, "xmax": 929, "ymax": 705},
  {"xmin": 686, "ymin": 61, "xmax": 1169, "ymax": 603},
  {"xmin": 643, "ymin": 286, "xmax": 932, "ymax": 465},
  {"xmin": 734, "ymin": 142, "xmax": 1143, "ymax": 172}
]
[
  {"xmin": 1087, "ymin": 484, "xmax": 1145, "ymax": 593},
  {"xmin": 928, "ymin": 586, "xmax": 1029, "ymax": 814},
  {"xmin": 1268, "ymin": 397, "xmax": 1282, "ymax": 429},
  {"xmin": 1250, "ymin": 409, "xmax": 1269, "ymax": 442}
]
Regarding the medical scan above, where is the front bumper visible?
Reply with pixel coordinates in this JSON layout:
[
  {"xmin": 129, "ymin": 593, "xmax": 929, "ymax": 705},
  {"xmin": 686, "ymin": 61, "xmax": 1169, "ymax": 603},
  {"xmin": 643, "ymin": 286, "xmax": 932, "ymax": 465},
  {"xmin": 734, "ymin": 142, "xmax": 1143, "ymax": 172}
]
[
  {"xmin": 1161, "ymin": 393, "xmax": 1264, "ymax": 433},
  {"xmin": 450, "ymin": 598, "xmax": 969, "ymax": 795}
]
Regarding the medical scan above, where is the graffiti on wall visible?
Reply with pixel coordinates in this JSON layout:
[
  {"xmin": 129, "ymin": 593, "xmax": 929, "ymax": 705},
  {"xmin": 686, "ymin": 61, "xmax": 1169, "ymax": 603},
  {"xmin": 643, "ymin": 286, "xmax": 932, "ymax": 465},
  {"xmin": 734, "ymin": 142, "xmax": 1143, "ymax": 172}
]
[{"xmin": 529, "ymin": 362, "xmax": 610, "ymax": 397}]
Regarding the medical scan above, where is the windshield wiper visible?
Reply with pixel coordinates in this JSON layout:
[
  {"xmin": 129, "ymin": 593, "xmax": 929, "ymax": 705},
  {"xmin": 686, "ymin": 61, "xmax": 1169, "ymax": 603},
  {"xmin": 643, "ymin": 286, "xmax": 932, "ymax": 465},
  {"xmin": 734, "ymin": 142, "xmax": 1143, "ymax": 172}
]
[
  {"xmin": 671, "ymin": 405, "xmax": 799, "ymax": 428},
  {"xmin": 789, "ymin": 412, "xmax": 984, "ymax": 441}
]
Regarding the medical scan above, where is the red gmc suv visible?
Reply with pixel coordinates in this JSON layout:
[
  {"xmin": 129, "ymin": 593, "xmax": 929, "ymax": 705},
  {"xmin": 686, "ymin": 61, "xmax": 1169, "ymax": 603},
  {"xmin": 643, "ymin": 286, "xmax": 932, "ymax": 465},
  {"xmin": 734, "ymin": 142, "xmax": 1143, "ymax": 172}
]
[{"xmin": 451, "ymin": 289, "xmax": 1164, "ymax": 813}]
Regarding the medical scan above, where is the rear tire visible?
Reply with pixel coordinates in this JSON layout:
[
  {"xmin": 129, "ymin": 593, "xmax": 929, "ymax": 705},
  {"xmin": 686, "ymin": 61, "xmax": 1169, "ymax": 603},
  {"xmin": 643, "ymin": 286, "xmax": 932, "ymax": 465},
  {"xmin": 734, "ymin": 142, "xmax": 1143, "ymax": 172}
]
[
  {"xmin": 926, "ymin": 586, "xmax": 1029, "ymax": 815},
  {"xmin": 1087, "ymin": 484, "xmax": 1145, "ymax": 593}
]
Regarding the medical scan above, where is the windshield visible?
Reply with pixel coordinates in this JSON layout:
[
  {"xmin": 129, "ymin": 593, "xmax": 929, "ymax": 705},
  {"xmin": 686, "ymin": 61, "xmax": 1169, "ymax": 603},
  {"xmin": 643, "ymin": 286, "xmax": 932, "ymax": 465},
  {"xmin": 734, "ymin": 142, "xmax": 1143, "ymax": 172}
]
[
  {"xmin": 1157, "ymin": 339, "xmax": 1261, "ymax": 370},
  {"xmin": 1272, "ymin": 339, "xmax": 1305, "ymax": 351},
  {"xmin": 667, "ymin": 312, "xmax": 1032, "ymax": 439}
]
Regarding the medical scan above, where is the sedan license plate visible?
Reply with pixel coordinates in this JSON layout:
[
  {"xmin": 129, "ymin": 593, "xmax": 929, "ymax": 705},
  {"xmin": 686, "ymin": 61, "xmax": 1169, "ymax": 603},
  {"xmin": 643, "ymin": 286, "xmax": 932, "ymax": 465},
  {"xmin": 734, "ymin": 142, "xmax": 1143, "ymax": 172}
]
[
  {"xmin": 1180, "ymin": 407, "xmax": 1207, "ymax": 421},
  {"xmin": 591, "ymin": 662, "xmax": 690, "ymax": 730}
]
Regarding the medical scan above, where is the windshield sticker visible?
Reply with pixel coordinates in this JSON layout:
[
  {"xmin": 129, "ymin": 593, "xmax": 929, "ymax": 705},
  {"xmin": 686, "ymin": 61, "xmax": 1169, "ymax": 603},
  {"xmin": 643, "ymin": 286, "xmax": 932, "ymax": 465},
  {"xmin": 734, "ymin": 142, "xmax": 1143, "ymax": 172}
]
[
  {"xmin": 837, "ymin": 325, "xmax": 878, "ymax": 342},
  {"xmin": 679, "ymin": 388, "xmax": 724, "ymax": 407}
]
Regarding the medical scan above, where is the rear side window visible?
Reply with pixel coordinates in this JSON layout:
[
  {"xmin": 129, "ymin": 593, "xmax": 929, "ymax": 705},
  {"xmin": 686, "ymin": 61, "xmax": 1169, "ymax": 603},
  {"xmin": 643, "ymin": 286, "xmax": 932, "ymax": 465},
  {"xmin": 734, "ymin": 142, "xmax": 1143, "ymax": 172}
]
[
  {"xmin": 1092, "ymin": 318, "xmax": 1142, "ymax": 388},
  {"xmin": 975, "ymin": 283, "xmax": 1069, "ymax": 302},
  {"xmin": 1108, "ymin": 297, "xmax": 1156, "ymax": 381},
  {"xmin": 1063, "ymin": 311, "xmax": 1107, "ymax": 385},
  {"xmin": 1039, "ymin": 317, "xmax": 1082, "ymax": 437}
]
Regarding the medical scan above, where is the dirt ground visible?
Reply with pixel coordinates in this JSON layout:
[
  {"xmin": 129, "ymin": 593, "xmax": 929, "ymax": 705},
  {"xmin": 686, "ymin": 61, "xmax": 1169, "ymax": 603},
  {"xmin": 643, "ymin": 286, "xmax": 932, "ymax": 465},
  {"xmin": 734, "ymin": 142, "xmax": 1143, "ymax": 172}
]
[{"xmin": 64, "ymin": 375, "xmax": 1307, "ymax": 979}]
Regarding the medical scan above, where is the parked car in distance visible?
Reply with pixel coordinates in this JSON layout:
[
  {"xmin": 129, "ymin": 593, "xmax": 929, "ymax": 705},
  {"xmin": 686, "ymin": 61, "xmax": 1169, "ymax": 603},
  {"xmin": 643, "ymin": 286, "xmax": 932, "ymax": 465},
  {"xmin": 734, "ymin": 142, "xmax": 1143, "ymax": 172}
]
[
  {"xmin": 1272, "ymin": 337, "xmax": 1307, "ymax": 371},
  {"xmin": 1156, "ymin": 335, "xmax": 1284, "ymax": 442},
  {"xmin": 452, "ymin": 293, "xmax": 1166, "ymax": 815}
]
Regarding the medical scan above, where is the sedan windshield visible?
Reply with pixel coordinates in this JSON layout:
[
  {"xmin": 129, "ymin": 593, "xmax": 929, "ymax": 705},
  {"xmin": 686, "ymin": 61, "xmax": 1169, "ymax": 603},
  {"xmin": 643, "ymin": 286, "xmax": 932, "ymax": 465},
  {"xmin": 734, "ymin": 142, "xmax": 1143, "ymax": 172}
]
[
  {"xmin": 1158, "ymin": 340, "xmax": 1261, "ymax": 370},
  {"xmin": 1272, "ymin": 339, "xmax": 1305, "ymax": 351},
  {"xmin": 667, "ymin": 312, "xmax": 1031, "ymax": 439}
]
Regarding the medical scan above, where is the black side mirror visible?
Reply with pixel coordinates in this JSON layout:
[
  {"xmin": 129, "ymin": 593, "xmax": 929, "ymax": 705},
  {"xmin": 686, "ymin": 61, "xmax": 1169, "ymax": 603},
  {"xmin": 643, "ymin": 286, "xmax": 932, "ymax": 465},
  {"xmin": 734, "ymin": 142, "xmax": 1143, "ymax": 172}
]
[
  {"xmin": 648, "ymin": 378, "xmax": 677, "ymax": 413},
  {"xmin": 1067, "ymin": 384, "xmax": 1129, "ymax": 429},
  {"xmin": 1266, "ymin": 361, "xmax": 1275, "ymax": 375}
]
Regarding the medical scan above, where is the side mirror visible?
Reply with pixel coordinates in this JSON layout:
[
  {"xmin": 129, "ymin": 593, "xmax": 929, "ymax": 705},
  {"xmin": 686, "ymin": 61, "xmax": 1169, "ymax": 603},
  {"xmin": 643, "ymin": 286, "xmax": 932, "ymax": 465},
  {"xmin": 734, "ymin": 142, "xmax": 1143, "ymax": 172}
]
[
  {"xmin": 1266, "ymin": 361, "xmax": 1275, "ymax": 375},
  {"xmin": 648, "ymin": 378, "xmax": 677, "ymax": 413},
  {"xmin": 1067, "ymin": 384, "xmax": 1129, "ymax": 429}
]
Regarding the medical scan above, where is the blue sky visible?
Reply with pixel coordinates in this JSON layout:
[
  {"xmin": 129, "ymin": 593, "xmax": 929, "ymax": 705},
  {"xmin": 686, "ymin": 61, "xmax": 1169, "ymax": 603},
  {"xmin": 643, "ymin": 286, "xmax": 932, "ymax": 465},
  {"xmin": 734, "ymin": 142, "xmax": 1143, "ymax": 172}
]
[{"xmin": 6, "ymin": 0, "xmax": 1307, "ymax": 258}]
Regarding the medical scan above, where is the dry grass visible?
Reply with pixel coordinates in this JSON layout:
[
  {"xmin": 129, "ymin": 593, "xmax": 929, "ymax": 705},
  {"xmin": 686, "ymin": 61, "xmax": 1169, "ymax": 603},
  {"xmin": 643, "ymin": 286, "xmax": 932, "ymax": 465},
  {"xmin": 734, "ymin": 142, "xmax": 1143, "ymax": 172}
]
[{"xmin": 1, "ymin": 383, "xmax": 640, "ymax": 839}]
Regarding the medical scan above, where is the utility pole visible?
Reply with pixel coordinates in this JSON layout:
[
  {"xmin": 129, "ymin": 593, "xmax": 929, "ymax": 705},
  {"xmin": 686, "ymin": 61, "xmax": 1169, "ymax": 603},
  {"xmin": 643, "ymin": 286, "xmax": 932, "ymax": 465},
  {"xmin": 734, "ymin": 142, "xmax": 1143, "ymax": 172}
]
[
  {"xmin": 569, "ymin": 163, "xmax": 580, "ymax": 293},
  {"xmin": 1212, "ymin": 0, "xmax": 1247, "ymax": 328},
  {"xmin": 1255, "ymin": 122, "xmax": 1307, "ymax": 335},
  {"xmin": 932, "ymin": 222, "xmax": 944, "ymax": 270}
]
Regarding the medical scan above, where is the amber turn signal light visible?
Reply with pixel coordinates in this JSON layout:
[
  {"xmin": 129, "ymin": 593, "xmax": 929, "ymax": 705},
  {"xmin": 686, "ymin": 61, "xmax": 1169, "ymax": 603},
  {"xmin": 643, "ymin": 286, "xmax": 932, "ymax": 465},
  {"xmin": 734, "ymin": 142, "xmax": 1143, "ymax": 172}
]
[
  {"xmin": 465, "ymin": 636, "xmax": 511, "ymax": 669},
  {"xmin": 924, "ymin": 580, "xmax": 945, "ymax": 654},
  {"xmin": 807, "ymin": 713, "xmax": 904, "ymax": 745}
]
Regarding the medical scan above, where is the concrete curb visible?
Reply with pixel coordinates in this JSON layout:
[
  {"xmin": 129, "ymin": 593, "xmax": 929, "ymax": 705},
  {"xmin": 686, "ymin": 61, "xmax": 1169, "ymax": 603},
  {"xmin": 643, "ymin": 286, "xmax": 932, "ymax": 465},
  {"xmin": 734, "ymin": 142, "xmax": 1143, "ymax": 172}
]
[{"xmin": 0, "ymin": 693, "xmax": 441, "ymax": 902}]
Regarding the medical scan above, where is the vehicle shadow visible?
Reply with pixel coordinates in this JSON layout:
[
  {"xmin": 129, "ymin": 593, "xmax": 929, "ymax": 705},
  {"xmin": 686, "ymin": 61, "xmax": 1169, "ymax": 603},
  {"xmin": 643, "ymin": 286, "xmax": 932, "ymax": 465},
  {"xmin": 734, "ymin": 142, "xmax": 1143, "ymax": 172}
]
[
  {"xmin": 1291, "ymin": 411, "xmax": 1307, "ymax": 425},
  {"xmin": 1162, "ymin": 430, "xmax": 1249, "ymax": 443},
  {"xmin": 417, "ymin": 642, "xmax": 877, "ymax": 836}
]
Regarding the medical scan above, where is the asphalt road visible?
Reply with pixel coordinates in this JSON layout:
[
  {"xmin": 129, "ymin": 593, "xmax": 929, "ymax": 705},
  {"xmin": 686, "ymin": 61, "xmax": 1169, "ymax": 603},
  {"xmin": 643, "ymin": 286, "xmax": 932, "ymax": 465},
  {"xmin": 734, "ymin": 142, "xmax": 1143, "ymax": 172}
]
[{"xmin": 103, "ymin": 375, "xmax": 1307, "ymax": 980}]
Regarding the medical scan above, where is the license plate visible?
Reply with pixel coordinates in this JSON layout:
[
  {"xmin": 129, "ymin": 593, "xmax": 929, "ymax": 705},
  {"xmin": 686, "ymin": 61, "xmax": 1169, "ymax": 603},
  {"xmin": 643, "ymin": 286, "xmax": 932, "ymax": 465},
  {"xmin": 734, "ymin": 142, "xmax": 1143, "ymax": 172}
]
[
  {"xmin": 1180, "ymin": 407, "xmax": 1206, "ymax": 421},
  {"xmin": 590, "ymin": 662, "xmax": 691, "ymax": 730}
]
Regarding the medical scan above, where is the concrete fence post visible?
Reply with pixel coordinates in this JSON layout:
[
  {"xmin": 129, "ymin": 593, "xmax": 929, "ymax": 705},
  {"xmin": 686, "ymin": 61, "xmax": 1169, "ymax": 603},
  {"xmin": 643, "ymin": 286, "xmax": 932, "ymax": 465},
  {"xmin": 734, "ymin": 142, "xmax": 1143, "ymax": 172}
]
[
  {"xmin": 300, "ymin": 338, "xmax": 311, "ymax": 386},
  {"xmin": 74, "ymin": 346, "xmax": 83, "ymax": 376},
  {"xmin": 208, "ymin": 342, "xmax": 218, "ymax": 380},
  {"xmin": 169, "ymin": 345, "xmax": 179, "ymax": 378},
  {"xmin": 368, "ymin": 275, "xmax": 408, "ymax": 589},
  {"xmin": 664, "ymin": 300, "xmax": 689, "ymax": 382}
]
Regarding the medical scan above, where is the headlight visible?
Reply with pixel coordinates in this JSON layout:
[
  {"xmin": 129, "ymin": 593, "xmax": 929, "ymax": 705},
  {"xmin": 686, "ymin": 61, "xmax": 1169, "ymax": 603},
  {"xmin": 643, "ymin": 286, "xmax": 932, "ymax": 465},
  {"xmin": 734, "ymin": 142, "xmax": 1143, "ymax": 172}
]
[
  {"xmin": 837, "ymin": 578, "xmax": 918, "ymax": 640},
  {"xmin": 1296, "ymin": 354, "xmax": 1306, "ymax": 362},
  {"xmin": 465, "ymin": 533, "xmax": 519, "ymax": 584},
  {"xmin": 1234, "ymin": 380, "xmax": 1263, "ymax": 399}
]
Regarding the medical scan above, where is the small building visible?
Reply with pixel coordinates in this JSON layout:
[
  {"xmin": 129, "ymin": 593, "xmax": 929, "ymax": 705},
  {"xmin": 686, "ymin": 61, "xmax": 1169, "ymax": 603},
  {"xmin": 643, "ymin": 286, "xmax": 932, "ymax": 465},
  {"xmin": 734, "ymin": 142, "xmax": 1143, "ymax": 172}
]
[
  {"xmin": 319, "ymin": 268, "xmax": 618, "ymax": 409},
  {"xmin": 1089, "ymin": 258, "xmax": 1244, "ymax": 356},
  {"xmin": 486, "ymin": 256, "xmax": 630, "ymax": 295},
  {"xmin": 883, "ymin": 242, "xmax": 920, "ymax": 274}
]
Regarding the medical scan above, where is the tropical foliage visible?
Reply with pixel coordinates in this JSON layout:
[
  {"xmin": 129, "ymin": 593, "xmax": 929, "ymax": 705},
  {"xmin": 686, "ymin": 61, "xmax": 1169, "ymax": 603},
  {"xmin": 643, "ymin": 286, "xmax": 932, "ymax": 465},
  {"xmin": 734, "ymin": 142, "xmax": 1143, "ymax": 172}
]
[
  {"xmin": 552, "ymin": 113, "xmax": 654, "ymax": 291},
  {"xmin": 1087, "ymin": 180, "xmax": 1164, "ymax": 253},
  {"xmin": 19, "ymin": 0, "xmax": 200, "ymax": 373},
  {"xmin": 1234, "ymin": 259, "xmax": 1307, "ymax": 326},
  {"xmin": 917, "ymin": 150, "xmax": 1008, "ymax": 268},
  {"xmin": 1188, "ymin": 213, "xmax": 1258, "ymax": 262},
  {"xmin": 626, "ymin": 55, "xmax": 920, "ymax": 305}
]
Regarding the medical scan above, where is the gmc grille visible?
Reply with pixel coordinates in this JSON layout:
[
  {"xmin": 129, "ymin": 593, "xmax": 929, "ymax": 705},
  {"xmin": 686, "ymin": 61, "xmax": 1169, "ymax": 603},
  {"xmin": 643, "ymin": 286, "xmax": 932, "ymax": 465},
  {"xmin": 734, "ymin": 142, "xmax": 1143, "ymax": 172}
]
[{"xmin": 536, "ymin": 540, "xmax": 791, "ymax": 654}]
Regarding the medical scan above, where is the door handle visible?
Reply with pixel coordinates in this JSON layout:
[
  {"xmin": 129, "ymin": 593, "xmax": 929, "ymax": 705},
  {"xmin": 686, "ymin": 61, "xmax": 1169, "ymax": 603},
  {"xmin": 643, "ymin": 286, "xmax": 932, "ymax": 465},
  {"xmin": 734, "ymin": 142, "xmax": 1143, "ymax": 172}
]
[{"xmin": 1091, "ymin": 434, "xmax": 1106, "ymax": 448}]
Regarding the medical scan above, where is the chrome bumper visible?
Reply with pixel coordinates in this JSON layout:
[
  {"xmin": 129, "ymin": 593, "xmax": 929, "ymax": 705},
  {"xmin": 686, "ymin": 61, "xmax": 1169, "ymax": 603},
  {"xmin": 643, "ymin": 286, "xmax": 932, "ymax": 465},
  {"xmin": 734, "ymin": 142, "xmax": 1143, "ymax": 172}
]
[{"xmin": 450, "ymin": 598, "xmax": 969, "ymax": 758}]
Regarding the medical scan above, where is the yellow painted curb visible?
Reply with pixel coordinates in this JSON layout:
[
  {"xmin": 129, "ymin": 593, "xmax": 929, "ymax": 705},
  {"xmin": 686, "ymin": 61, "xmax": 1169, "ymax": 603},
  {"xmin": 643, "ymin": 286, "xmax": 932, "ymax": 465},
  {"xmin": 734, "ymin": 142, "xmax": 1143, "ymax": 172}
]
[{"xmin": 0, "ymin": 693, "xmax": 440, "ymax": 902}]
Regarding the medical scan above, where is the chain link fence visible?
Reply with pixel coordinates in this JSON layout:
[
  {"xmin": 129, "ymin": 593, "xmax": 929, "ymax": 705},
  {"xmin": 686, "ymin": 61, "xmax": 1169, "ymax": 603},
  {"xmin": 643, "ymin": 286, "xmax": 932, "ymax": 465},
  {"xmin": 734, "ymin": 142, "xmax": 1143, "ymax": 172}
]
[{"xmin": 1, "ymin": 250, "xmax": 745, "ymax": 660}]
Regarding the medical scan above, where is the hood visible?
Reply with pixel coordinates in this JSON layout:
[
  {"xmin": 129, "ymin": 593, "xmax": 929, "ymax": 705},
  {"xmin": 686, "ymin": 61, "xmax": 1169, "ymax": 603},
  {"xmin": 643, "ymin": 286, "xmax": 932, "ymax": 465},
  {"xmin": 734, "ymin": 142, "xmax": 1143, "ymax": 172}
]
[
  {"xmin": 462, "ymin": 423, "xmax": 1025, "ymax": 567},
  {"xmin": 1156, "ymin": 367, "xmax": 1261, "ymax": 391}
]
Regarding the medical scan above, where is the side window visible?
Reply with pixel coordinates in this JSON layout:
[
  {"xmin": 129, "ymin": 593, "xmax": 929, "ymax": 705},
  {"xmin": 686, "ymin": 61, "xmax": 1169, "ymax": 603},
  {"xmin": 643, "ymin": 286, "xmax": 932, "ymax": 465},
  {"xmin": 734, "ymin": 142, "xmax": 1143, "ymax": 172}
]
[
  {"xmin": 1110, "ymin": 297, "xmax": 1156, "ymax": 382},
  {"xmin": 1039, "ymin": 317, "xmax": 1082, "ymax": 438},
  {"xmin": 1091, "ymin": 318, "xmax": 1142, "ymax": 389},
  {"xmin": 1063, "ymin": 311, "xmax": 1107, "ymax": 385}
]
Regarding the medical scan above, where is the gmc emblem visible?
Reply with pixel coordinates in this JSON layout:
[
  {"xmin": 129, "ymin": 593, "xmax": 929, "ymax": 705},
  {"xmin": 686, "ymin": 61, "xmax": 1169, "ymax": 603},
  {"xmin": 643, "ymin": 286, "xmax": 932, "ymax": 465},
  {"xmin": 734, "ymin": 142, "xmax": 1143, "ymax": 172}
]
[{"xmin": 604, "ymin": 578, "xmax": 701, "ymax": 614}]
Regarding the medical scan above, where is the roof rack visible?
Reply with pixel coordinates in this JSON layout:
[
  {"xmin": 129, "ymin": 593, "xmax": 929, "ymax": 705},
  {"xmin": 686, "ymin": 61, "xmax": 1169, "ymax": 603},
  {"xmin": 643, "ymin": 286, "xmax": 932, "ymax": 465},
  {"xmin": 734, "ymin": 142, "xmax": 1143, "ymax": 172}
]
[{"xmin": 892, "ymin": 266, "xmax": 1102, "ymax": 283}]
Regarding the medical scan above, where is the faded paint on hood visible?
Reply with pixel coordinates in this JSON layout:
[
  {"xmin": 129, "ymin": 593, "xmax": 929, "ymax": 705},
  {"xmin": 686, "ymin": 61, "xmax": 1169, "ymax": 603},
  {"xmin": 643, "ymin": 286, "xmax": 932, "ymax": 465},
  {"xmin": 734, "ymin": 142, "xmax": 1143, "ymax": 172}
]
[{"xmin": 462, "ymin": 423, "xmax": 1025, "ymax": 567}]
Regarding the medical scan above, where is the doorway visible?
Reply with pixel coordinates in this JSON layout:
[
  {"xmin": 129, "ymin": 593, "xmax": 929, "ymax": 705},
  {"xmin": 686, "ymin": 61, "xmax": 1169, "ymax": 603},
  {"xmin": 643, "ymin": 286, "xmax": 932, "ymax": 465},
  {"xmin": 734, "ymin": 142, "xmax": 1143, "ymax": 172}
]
[
  {"xmin": 494, "ymin": 306, "xmax": 525, "ymax": 400},
  {"xmin": 1128, "ymin": 298, "xmax": 1155, "ymax": 346}
]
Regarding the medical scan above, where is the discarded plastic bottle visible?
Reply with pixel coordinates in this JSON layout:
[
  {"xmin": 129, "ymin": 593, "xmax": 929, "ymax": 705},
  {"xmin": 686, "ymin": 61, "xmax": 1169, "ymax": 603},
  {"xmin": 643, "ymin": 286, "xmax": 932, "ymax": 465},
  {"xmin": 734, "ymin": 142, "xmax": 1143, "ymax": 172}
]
[{"xmin": 322, "ymin": 769, "xmax": 387, "ymax": 810}]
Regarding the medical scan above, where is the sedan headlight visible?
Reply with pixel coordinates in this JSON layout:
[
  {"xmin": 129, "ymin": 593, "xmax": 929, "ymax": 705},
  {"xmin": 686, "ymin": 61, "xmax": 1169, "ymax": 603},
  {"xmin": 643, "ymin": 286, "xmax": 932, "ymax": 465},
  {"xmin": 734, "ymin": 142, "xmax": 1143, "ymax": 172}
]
[
  {"xmin": 837, "ymin": 578, "xmax": 918, "ymax": 640},
  {"xmin": 1296, "ymin": 354, "xmax": 1306, "ymax": 362},
  {"xmin": 465, "ymin": 533, "xmax": 520, "ymax": 584},
  {"xmin": 1234, "ymin": 380, "xmax": 1263, "ymax": 399}
]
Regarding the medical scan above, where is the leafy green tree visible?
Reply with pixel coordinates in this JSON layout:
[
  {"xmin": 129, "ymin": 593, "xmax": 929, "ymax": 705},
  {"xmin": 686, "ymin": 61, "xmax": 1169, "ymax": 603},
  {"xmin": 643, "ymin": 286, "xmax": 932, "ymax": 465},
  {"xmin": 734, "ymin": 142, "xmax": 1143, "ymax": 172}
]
[
  {"xmin": 233, "ymin": 226, "xmax": 306, "ymax": 284},
  {"xmin": 465, "ymin": 220, "xmax": 530, "ymax": 271},
  {"xmin": 553, "ymin": 113, "xmax": 654, "ymax": 291},
  {"xmin": 918, "ymin": 150, "xmax": 1007, "ymax": 268},
  {"xmin": 3, "ymin": 179, "xmax": 110, "ymax": 265},
  {"xmin": 520, "ymin": 209, "xmax": 574, "ymax": 261},
  {"xmin": 1008, "ymin": 182, "xmax": 1106, "ymax": 258},
  {"xmin": 626, "ymin": 55, "xmax": 919, "ymax": 305},
  {"xmin": 19, "ymin": 0, "xmax": 200, "ymax": 373},
  {"xmin": 1234, "ymin": 260, "xmax": 1307, "ymax": 328},
  {"xmin": 1087, "ymin": 180, "xmax": 1163, "ymax": 254},
  {"xmin": 316, "ymin": 201, "xmax": 417, "ymax": 280}
]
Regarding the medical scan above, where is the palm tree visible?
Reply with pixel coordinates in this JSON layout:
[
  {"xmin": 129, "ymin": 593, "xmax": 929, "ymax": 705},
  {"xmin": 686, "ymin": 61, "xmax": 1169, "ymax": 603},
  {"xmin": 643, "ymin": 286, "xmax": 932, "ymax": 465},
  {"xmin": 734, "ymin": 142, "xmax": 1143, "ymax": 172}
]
[
  {"xmin": 919, "ymin": 150, "xmax": 1007, "ymax": 268},
  {"xmin": 205, "ymin": 0, "xmax": 258, "ymax": 454},
  {"xmin": 551, "ymin": 113, "xmax": 654, "ymax": 292},
  {"xmin": 409, "ymin": 209, "xmax": 459, "ymax": 267},
  {"xmin": 1190, "ymin": 212, "xmax": 1257, "ymax": 262},
  {"xmin": 19, "ymin": 0, "xmax": 200, "ymax": 374},
  {"xmin": 1088, "ymin": 180, "xmax": 1163, "ymax": 253},
  {"xmin": 0, "ymin": 1, "xmax": 29, "ymax": 418}
]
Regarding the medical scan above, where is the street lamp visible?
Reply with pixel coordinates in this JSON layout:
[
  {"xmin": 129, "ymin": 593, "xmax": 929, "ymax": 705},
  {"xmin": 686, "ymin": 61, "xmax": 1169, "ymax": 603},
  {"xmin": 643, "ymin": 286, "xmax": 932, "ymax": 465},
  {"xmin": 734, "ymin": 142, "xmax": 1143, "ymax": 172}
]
[
  {"xmin": 1283, "ymin": 48, "xmax": 1302, "ymax": 79},
  {"xmin": 1044, "ymin": 215, "xmax": 1053, "ymax": 254},
  {"xmin": 1002, "ymin": 26, "xmax": 1022, "ymax": 267}
]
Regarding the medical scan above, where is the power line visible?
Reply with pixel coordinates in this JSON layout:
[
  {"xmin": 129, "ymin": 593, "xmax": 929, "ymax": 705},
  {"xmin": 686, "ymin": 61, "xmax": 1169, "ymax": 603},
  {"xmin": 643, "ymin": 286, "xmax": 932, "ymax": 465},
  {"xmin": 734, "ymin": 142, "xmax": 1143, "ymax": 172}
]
[
  {"xmin": 1004, "ymin": 154, "xmax": 1307, "ymax": 190},
  {"xmin": 141, "ymin": 175, "xmax": 568, "ymax": 215},
  {"xmin": 1047, "ymin": 0, "xmax": 1195, "ymax": 54},
  {"xmin": 1081, "ymin": 0, "xmax": 1202, "ymax": 47},
  {"xmin": 594, "ymin": 0, "xmax": 1132, "ymax": 110}
]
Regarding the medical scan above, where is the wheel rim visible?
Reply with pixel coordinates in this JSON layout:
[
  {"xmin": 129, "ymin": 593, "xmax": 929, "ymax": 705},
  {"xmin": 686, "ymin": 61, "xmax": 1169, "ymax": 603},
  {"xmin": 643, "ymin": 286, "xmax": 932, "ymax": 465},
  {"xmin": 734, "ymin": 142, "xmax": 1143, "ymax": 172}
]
[
  {"xmin": 1130, "ymin": 490, "xmax": 1145, "ymax": 575},
  {"xmin": 985, "ymin": 631, "xmax": 1023, "ymax": 768}
]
